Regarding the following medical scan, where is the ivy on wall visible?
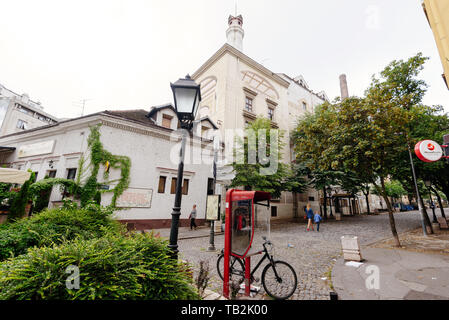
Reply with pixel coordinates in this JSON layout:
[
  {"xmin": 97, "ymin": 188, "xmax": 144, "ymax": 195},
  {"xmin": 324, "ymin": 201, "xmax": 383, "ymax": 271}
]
[
  {"xmin": 79, "ymin": 124, "xmax": 131, "ymax": 207},
  {"xmin": 17, "ymin": 124, "xmax": 132, "ymax": 213}
]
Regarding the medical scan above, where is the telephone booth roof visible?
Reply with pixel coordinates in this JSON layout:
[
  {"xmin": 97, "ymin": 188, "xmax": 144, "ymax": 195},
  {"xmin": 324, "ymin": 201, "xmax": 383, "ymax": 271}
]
[{"xmin": 228, "ymin": 190, "xmax": 271, "ymax": 202}]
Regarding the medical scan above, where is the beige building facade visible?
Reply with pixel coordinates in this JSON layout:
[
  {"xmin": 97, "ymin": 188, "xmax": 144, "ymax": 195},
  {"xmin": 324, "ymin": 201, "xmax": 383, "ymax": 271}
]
[{"xmin": 192, "ymin": 15, "xmax": 330, "ymax": 220}]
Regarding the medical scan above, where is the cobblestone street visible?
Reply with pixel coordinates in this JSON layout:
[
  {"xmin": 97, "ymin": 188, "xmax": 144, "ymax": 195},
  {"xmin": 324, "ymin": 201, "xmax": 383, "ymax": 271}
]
[{"xmin": 175, "ymin": 210, "xmax": 434, "ymax": 300}]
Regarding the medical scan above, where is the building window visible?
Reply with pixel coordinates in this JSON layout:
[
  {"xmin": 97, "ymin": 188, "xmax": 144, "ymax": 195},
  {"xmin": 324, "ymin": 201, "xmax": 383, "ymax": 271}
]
[
  {"xmin": 182, "ymin": 179, "xmax": 189, "ymax": 195},
  {"xmin": 245, "ymin": 96, "xmax": 253, "ymax": 112},
  {"xmin": 207, "ymin": 178, "xmax": 214, "ymax": 195},
  {"xmin": 302, "ymin": 102, "xmax": 307, "ymax": 111},
  {"xmin": 162, "ymin": 114, "xmax": 173, "ymax": 129},
  {"xmin": 16, "ymin": 119, "xmax": 27, "ymax": 130},
  {"xmin": 47, "ymin": 170, "xmax": 57, "ymax": 178},
  {"xmin": 158, "ymin": 176, "xmax": 167, "ymax": 193},
  {"xmin": 308, "ymin": 196, "xmax": 315, "ymax": 202},
  {"xmin": 201, "ymin": 126, "xmax": 210, "ymax": 137},
  {"xmin": 170, "ymin": 177, "xmax": 177, "ymax": 194},
  {"xmin": 67, "ymin": 168, "xmax": 77, "ymax": 180},
  {"xmin": 268, "ymin": 107, "xmax": 274, "ymax": 121},
  {"xmin": 271, "ymin": 206, "xmax": 278, "ymax": 217}
]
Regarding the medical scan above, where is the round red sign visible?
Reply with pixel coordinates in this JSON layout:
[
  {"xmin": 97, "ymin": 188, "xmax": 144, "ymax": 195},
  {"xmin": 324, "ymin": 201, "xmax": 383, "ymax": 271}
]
[{"xmin": 415, "ymin": 140, "xmax": 443, "ymax": 162}]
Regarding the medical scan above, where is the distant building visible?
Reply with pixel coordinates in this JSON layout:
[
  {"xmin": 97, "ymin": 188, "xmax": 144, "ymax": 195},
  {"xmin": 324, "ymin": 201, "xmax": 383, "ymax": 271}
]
[
  {"xmin": 422, "ymin": 0, "xmax": 449, "ymax": 89},
  {"xmin": 0, "ymin": 83, "xmax": 58, "ymax": 136}
]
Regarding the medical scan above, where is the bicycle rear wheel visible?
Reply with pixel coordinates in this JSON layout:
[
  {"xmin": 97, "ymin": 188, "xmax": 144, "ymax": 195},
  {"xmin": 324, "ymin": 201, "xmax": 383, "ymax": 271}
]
[
  {"xmin": 261, "ymin": 260, "xmax": 297, "ymax": 300},
  {"xmin": 217, "ymin": 254, "xmax": 245, "ymax": 283}
]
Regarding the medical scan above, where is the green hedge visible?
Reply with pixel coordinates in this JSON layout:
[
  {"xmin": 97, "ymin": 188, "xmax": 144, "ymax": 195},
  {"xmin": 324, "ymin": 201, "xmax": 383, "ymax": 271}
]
[
  {"xmin": 0, "ymin": 233, "xmax": 199, "ymax": 300},
  {"xmin": 0, "ymin": 204, "xmax": 122, "ymax": 261}
]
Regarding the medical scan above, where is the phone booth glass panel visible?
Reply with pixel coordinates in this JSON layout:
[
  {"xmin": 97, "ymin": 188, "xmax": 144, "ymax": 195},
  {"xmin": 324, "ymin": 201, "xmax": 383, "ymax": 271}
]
[{"xmin": 231, "ymin": 199, "xmax": 252, "ymax": 257}]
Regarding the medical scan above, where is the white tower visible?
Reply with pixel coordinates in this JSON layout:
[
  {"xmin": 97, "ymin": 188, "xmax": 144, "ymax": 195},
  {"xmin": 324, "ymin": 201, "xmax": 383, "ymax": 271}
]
[{"xmin": 226, "ymin": 15, "xmax": 244, "ymax": 52}]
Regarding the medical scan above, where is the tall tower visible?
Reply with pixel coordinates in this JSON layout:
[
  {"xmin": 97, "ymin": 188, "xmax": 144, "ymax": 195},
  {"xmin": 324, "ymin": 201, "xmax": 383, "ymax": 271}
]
[{"xmin": 226, "ymin": 15, "xmax": 244, "ymax": 52}]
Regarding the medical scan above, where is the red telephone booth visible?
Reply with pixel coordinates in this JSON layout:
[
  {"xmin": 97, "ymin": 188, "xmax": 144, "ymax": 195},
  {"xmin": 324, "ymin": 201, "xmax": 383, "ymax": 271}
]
[{"xmin": 223, "ymin": 189, "xmax": 271, "ymax": 298}]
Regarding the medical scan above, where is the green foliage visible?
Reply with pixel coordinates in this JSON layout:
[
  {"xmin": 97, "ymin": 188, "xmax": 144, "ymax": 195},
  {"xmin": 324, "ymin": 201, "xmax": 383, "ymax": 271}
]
[
  {"xmin": 80, "ymin": 125, "xmax": 131, "ymax": 207},
  {"xmin": 0, "ymin": 183, "xmax": 13, "ymax": 208},
  {"xmin": 8, "ymin": 172, "xmax": 35, "ymax": 221},
  {"xmin": 0, "ymin": 233, "xmax": 199, "ymax": 300},
  {"xmin": 0, "ymin": 205, "xmax": 122, "ymax": 261}
]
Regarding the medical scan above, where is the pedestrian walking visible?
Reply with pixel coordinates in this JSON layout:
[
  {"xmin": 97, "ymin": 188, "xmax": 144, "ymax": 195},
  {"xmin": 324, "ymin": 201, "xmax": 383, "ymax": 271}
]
[
  {"xmin": 305, "ymin": 203, "xmax": 314, "ymax": 231},
  {"xmin": 189, "ymin": 204, "xmax": 197, "ymax": 230},
  {"xmin": 314, "ymin": 212, "xmax": 322, "ymax": 232}
]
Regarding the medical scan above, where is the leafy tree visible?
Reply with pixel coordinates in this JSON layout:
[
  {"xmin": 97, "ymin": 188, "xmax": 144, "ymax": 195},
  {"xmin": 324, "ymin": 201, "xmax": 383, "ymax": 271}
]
[
  {"xmin": 293, "ymin": 53, "xmax": 431, "ymax": 246},
  {"xmin": 230, "ymin": 117, "xmax": 299, "ymax": 198}
]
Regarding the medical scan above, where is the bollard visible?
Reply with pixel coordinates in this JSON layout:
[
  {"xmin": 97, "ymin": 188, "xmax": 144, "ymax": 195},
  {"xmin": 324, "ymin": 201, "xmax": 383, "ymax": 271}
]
[{"xmin": 330, "ymin": 292, "xmax": 338, "ymax": 300}]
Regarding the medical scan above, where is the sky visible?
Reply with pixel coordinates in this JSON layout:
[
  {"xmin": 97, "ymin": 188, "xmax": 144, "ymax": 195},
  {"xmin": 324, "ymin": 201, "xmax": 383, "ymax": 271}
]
[{"xmin": 0, "ymin": 0, "xmax": 448, "ymax": 119}]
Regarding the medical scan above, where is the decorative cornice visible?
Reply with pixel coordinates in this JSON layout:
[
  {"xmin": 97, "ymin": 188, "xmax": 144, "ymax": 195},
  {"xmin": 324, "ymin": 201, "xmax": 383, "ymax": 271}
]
[
  {"xmin": 192, "ymin": 44, "xmax": 290, "ymax": 88},
  {"xmin": 266, "ymin": 98, "xmax": 278, "ymax": 107},
  {"xmin": 243, "ymin": 87, "xmax": 258, "ymax": 97},
  {"xmin": 242, "ymin": 109, "xmax": 257, "ymax": 120}
]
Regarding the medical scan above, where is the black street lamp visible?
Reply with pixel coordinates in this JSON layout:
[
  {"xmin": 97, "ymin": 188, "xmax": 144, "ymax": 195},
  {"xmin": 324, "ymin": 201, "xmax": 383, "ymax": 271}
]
[
  {"xmin": 168, "ymin": 74, "xmax": 201, "ymax": 258},
  {"xmin": 424, "ymin": 180, "xmax": 438, "ymax": 223}
]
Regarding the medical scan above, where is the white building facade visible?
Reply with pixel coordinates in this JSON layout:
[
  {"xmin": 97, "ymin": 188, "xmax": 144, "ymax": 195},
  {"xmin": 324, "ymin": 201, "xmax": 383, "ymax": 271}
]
[{"xmin": 0, "ymin": 109, "xmax": 218, "ymax": 230}]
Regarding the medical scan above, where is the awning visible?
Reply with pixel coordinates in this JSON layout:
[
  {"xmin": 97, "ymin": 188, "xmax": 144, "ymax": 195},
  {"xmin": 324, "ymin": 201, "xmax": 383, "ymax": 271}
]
[
  {"xmin": 0, "ymin": 146, "xmax": 15, "ymax": 154},
  {"xmin": 0, "ymin": 168, "xmax": 31, "ymax": 184}
]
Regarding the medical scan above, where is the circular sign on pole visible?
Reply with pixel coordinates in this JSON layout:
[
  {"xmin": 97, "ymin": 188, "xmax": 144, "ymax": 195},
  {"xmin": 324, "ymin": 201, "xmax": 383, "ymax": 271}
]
[{"xmin": 414, "ymin": 140, "xmax": 443, "ymax": 162}]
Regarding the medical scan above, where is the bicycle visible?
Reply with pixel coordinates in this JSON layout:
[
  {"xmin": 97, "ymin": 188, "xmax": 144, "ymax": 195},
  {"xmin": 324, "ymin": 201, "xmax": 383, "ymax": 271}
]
[{"xmin": 217, "ymin": 236, "xmax": 298, "ymax": 300}]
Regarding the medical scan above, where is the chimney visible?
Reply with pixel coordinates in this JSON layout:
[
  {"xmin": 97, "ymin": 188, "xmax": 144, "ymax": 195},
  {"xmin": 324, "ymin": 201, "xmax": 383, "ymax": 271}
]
[{"xmin": 339, "ymin": 74, "xmax": 349, "ymax": 100}]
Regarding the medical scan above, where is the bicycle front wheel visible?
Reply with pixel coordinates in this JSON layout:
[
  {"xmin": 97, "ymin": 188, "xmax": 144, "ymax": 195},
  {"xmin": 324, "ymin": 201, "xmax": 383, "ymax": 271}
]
[
  {"xmin": 216, "ymin": 254, "xmax": 245, "ymax": 283},
  {"xmin": 261, "ymin": 260, "xmax": 297, "ymax": 300}
]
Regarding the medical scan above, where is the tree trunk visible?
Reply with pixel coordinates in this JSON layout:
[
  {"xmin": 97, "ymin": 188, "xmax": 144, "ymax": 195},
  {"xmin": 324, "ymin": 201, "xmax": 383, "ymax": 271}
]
[
  {"xmin": 378, "ymin": 178, "xmax": 401, "ymax": 247},
  {"xmin": 419, "ymin": 195, "xmax": 434, "ymax": 234},
  {"xmin": 323, "ymin": 186, "xmax": 328, "ymax": 220},
  {"xmin": 431, "ymin": 186, "xmax": 446, "ymax": 220},
  {"xmin": 364, "ymin": 192, "xmax": 371, "ymax": 215},
  {"xmin": 292, "ymin": 192, "xmax": 298, "ymax": 219}
]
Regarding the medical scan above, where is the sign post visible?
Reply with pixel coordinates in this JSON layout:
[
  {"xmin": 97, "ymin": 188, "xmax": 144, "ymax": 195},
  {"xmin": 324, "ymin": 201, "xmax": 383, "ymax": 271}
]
[{"xmin": 206, "ymin": 194, "xmax": 221, "ymax": 252}]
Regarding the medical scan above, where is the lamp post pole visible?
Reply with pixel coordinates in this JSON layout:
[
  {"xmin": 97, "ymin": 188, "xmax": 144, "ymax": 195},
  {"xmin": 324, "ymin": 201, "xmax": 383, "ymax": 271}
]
[
  {"xmin": 207, "ymin": 137, "xmax": 219, "ymax": 252},
  {"xmin": 408, "ymin": 144, "xmax": 428, "ymax": 236},
  {"xmin": 168, "ymin": 128, "xmax": 188, "ymax": 258}
]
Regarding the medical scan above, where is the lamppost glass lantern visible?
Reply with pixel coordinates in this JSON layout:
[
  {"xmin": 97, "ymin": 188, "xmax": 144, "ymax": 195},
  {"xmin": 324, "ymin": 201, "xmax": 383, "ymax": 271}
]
[{"xmin": 170, "ymin": 74, "xmax": 201, "ymax": 128}]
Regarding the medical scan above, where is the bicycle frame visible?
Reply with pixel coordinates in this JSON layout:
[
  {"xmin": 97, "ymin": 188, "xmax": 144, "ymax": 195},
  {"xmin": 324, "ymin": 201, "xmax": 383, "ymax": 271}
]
[{"xmin": 230, "ymin": 241, "xmax": 281, "ymax": 281}]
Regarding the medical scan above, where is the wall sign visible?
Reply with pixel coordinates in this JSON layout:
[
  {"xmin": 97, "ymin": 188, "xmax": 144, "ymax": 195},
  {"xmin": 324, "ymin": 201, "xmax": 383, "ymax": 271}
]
[
  {"xmin": 116, "ymin": 188, "xmax": 153, "ymax": 208},
  {"xmin": 18, "ymin": 140, "xmax": 55, "ymax": 158},
  {"xmin": 206, "ymin": 194, "xmax": 221, "ymax": 221},
  {"xmin": 415, "ymin": 140, "xmax": 443, "ymax": 162}
]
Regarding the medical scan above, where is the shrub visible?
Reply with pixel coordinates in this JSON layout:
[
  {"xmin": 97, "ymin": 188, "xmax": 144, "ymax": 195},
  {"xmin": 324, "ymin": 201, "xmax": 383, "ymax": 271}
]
[
  {"xmin": 8, "ymin": 172, "xmax": 35, "ymax": 221},
  {"xmin": 0, "ymin": 233, "xmax": 199, "ymax": 300},
  {"xmin": 0, "ymin": 204, "xmax": 123, "ymax": 261}
]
